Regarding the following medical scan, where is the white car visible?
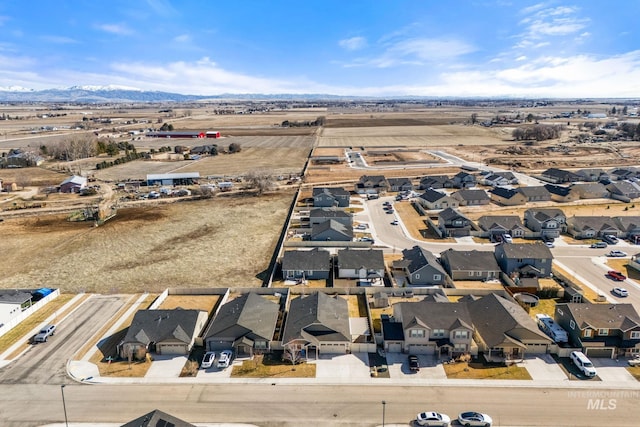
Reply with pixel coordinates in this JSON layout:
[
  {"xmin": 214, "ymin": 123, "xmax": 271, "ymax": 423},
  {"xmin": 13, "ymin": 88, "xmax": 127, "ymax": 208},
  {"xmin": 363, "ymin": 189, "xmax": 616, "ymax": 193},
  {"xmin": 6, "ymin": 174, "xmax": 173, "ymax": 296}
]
[
  {"xmin": 545, "ymin": 241, "xmax": 555, "ymax": 248},
  {"xmin": 458, "ymin": 411, "xmax": 492, "ymax": 427},
  {"xmin": 217, "ymin": 350, "xmax": 233, "ymax": 369},
  {"xmin": 416, "ymin": 411, "xmax": 451, "ymax": 426},
  {"xmin": 612, "ymin": 287, "xmax": 629, "ymax": 297},
  {"xmin": 607, "ymin": 250, "xmax": 627, "ymax": 257},
  {"xmin": 201, "ymin": 351, "xmax": 216, "ymax": 369}
]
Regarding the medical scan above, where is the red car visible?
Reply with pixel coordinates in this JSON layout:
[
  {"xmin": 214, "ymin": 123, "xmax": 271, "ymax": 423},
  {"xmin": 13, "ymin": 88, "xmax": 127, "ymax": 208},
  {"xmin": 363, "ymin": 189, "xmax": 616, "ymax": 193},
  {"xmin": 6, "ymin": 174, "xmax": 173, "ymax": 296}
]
[{"xmin": 607, "ymin": 270, "xmax": 626, "ymax": 281}]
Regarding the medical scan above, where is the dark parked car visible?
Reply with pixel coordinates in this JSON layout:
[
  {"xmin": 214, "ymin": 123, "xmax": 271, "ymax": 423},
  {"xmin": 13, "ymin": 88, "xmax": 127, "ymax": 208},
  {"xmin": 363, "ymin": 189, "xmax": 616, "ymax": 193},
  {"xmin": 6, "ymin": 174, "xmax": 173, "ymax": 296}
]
[{"xmin": 409, "ymin": 354, "xmax": 420, "ymax": 372}]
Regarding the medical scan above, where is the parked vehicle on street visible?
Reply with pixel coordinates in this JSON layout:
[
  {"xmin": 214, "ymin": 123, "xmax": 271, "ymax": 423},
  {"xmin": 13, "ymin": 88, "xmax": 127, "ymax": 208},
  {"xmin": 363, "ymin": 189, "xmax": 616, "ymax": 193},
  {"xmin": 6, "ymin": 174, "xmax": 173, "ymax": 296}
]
[
  {"xmin": 391, "ymin": 220, "xmax": 399, "ymax": 225},
  {"xmin": 607, "ymin": 270, "xmax": 626, "ymax": 281},
  {"xmin": 416, "ymin": 411, "xmax": 451, "ymax": 426},
  {"xmin": 217, "ymin": 350, "xmax": 233, "ymax": 369},
  {"xmin": 408, "ymin": 354, "xmax": 420, "ymax": 372},
  {"xmin": 570, "ymin": 351, "xmax": 597, "ymax": 378},
  {"xmin": 33, "ymin": 324, "xmax": 56, "ymax": 343},
  {"xmin": 201, "ymin": 351, "xmax": 216, "ymax": 369},
  {"xmin": 458, "ymin": 411, "xmax": 492, "ymax": 426},
  {"xmin": 590, "ymin": 241, "xmax": 608, "ymax": 248},
  {"xmin": 612, "ymin": 287, "xmax": 629, "ymax": 297},
  {"xmin": 607, "ymin": 250, "xmax": 627, "ymax": 257}
]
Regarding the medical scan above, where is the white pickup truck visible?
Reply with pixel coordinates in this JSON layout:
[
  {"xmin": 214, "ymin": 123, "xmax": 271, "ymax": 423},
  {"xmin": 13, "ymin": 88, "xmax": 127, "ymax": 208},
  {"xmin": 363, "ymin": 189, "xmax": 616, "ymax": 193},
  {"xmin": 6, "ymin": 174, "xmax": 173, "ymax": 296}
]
[
  {"xmin": 33, "ymin": 324, "xmax": 56, "ymax": 343},
  {"xmin": 629, "ymin": 355, "xmax": 640, "ymax": 367}
]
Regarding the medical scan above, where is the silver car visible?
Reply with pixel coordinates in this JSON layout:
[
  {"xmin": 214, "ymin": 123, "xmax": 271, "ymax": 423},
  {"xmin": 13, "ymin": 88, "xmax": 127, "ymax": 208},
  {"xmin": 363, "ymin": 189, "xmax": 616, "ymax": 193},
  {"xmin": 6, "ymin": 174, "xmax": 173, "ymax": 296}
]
[
  {"xmin": 416, "ymin": 411, "xmax": 450, "ymax": 426},
  {"xmin": 458, "ymin": 411, "xmax": 492, "ymax": 427},
  {"xmin": 201, "ymin": 351, "xmax": 216, "ymax": 369}
]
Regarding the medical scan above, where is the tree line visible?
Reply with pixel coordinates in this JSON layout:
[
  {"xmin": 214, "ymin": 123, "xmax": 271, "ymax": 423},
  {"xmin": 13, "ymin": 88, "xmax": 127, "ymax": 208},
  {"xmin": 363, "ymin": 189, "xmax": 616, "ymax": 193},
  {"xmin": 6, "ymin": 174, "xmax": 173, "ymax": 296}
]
[{"xmin": 512, "ymin": 124, "xmax": 564, "ymax": 141}]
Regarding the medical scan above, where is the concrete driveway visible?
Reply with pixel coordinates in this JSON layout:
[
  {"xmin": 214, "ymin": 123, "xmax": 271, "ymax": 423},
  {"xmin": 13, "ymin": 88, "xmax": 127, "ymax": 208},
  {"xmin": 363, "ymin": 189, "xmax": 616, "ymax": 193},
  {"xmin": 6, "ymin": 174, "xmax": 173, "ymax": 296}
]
[
  {"xmin": 385, "ymin": 352, "xmax": 447, "ymax": 380},
  {"xmin": 517, "ymin": 354, "xmax": 567, "ymax": 381},
  {"xmin": 592, "ymin": 358, "xmax": 639, "ymax": 383},
  {"xmin": 144, "ymin": 354, "xmax": 188, "ymax": 378},
  {"xmin": 314, "ymin": 353, "xmax": 372, "ymax": 382}
]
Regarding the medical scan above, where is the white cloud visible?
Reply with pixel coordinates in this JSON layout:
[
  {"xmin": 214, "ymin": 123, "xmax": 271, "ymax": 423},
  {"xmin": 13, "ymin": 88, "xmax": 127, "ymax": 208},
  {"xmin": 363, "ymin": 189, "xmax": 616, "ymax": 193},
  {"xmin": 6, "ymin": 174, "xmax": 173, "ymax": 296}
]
[
  {"xmin": 173, "ymin": 34, "xmax": 191, "ymax": 43},
  {"xmin": 95, "ymin": 23, "xmax": 134, "ymax": 36},
  {"xmin": 339, "ymin": 36, "xmax": 367, "ymax": 51},
  {"xmin": 145, "ymin": 0, "xmax": 178, "ymax": 16},
  {"xmin": 40, "ymin": 35, "xmax": 79, "ymax": 44},
  {"xmin": 514, "ymin": 4, "xmax": 590, "ymax": 52}
]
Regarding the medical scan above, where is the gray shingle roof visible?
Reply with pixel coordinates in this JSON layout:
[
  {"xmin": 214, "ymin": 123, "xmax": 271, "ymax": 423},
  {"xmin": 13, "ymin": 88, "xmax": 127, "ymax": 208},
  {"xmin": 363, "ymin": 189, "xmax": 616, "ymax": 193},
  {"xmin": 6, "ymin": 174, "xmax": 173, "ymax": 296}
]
[
  {"xmin": 312, "ymin": 187, "xmax": 350, "ymax": 197},
  {"xmin": 281, "ymin": 292, "xmax": 350, "ymax": 344},
  {"xmin": 310, "ymin": 208, "xmax": 352, "ymax": 219},
  {"xmin": 396, "ymin": 299, "xmax": 474, "ymax": 332},
  {"xmin": 337, "ymin": 248, "xmax": 385, "ymax": 270},
  {"xmin": 560, "ymin": 303, "xmax": 640, "ymax": 331},
  {"xmin": 311, "ymin": 220, "xmax": 353, "ymax": 239},
  {"xmin": 419, "ymin": 188, "xmax": 448, "ymax": 202},
  {"xmin": 399, "ymin": 246, "xmax": 447, "ymax": 275},
  {"xmin": 477, "ymin": 215, "xmax": 524, "ymax": 231},
  {"xmin": 452, "ymin": 189, "xmax": 490, "ymax": 201},
  {"xmin": 526, "ymin": 208, "xmax": 565, "ymax": 222},
  {"xmin": 568, "ymin": 216, "xmax": 619, "ymax": 232},
  {"xmin": 440, "ymin": 249, "xmax": 500, "ymax": 272},
  {"xmin": 490, "ymin": 187, "xmax": 519, "ymax": 198},
  {"xmin": 282, "ymin": 248, "xmax": 331, "ymax": 272},
  {"xmin": 121, "ymin": 409, "xmax": 196, "ymax": 427},
  {"xmin": 205, "ymin": 293, "xmax": 279, "ymax": 341},
  {"xmin": 517, "ymin": 186, "xmax": 551, "ymax": 198},
  {"xmin": 123, "ymin": 309, "xmax": 205, "ymax": 346},
  {"xmin": 439, "ymin": 207, "xmax": 467, "ymax": 221},
  {"xmin": 497, "ymin": 242, "xmax": 553, "ymax": 259},
  {"xmin": 544, "ymin": 184, "xmax": 573, "ymax": 196},
  {"xmin": 0, "ymin": 290, "xmax": 32, "ymax": 304}
]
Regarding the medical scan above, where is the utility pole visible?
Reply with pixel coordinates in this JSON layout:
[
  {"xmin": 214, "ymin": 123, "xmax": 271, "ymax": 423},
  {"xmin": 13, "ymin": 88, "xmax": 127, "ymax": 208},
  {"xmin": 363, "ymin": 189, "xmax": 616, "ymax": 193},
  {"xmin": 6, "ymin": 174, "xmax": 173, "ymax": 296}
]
[{"xmin": 60, "ymin": 385, "xmax": 69, "ymax": 427}]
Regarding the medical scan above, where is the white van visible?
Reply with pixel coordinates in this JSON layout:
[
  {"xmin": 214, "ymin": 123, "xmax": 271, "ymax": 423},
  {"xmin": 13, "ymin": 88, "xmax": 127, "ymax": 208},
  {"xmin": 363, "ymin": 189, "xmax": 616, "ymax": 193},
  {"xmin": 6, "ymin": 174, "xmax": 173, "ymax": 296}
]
[{"xmin": 570, "ymin": 351, "xmax": 597, "ymax": 377}]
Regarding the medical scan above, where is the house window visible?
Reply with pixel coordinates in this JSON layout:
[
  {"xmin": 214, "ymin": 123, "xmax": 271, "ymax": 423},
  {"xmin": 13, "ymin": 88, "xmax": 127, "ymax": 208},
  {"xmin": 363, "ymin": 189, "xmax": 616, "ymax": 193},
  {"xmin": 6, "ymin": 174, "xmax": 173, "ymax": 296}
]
[
  {"xmin": 415, "ymin": 274, "xmax": 420, "ymax": 279},
  {"xmin": 476, "ymin": 271, "xmax": 482, "ymax": 276},
  {"xmin": 433, "ymin": 329, "xmax": 445, "ymax": 338},
  {"xmin": 468, "ymin": 271, "xmax": 473, "ymax": 277},
  {"xmin": 569, "ymin": 320, "xmax": 575, "ymax": 330},
  {"xmin": 410, "ymin": 329, "xmax": 425, "ymax": 338},
  {"xmin": 631, "ymin": 331, "xmax": 640, "ymax": 339},
  {"xmin": 255, "ymin": 341, "xmax": 267, "ymax": 349},
  {"xmin": 583, "ymin": 329, "xmax": 592, "ymax": 338},
  {"xmin": 598, "ymin": 329, "xmax": 609, "ymax": 336},
  {"xmin": 433, "ymin": 274, "xmax": 441, "ymax": 281},
  {"xmin": 454, "ymin": 330, "xmax": 469, "ymax": 339},
  {"xmin": 454, "ymin": 343, "xmax": 467, "ymax": 352}
]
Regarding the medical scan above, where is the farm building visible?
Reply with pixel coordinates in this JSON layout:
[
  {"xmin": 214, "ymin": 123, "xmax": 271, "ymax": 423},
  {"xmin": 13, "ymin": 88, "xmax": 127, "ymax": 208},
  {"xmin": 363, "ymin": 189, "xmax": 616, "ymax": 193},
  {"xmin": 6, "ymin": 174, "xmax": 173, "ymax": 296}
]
[
  {"xmin": 147, "ymin": 130, "xmax": 220, "ymax": 139},
  {"xmin": 147, "ymin": 172, "xmax": 200, "ymax": 186},
  {"xmin": 59, "ymin": 175, "xmax": 88, "ymax": 193}
]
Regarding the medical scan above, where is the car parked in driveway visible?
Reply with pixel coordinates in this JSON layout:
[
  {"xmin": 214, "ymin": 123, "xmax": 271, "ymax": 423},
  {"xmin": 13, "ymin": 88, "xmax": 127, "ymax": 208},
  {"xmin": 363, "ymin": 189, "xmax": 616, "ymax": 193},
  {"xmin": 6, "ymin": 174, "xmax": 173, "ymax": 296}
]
[
  {"xmin": 458, "ymin": 411, "xmax": 492, "ymax": 427},
  {"xmin": 607, "ymin": 250, "xmax": 627, "ymax": 257},
  {"xmin": 607, "ymin": 270, "xmax": 626, "ymax": 281},
  {"xmin": 217, "ymin": 350, "xmax": 233, "ymax": 369},
  {"xmin": 415, "ymin": 411, "xmax": 450, "ymax": 426},
  {"xmin": 602, "ymin": 234, "xmax": 619, "ymax": 244},
  {"xmin": 612, "ymin": 287, "xmax": 629, "ymax": 297},
  {"xmin": 408, "ymin": 354, "xmax": 420, "ymax": 372},
  {"xmin": 201, "ymin": 351, "xmax": 216, "ymax": 369}
]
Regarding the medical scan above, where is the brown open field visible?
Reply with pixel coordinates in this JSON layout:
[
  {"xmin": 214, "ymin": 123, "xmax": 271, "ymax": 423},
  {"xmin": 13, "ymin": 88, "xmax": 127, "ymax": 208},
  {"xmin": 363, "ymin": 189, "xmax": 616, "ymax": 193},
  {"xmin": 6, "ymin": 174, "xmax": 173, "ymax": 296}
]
[{"xmin": 0, "ymin": 192, "xmax": 293, "ymax": 293}]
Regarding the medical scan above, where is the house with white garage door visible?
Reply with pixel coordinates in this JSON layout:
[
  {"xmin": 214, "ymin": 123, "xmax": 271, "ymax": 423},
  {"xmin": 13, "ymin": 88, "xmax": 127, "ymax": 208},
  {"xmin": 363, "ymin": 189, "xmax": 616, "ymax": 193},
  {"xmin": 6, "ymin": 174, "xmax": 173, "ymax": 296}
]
[
  {"xmin": 281, "ymin": 292, "xmax": 351, "ymax": 360},
  {"xmin": 118, "ymin": 309, "xmax": 208, "ymax": 359}
]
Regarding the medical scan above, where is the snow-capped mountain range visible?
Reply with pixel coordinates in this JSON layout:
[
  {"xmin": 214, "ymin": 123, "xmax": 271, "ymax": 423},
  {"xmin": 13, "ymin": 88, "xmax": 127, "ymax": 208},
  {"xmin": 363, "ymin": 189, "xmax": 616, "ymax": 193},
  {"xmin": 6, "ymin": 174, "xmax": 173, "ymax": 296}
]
[{"xmin": 0, "ymin": 85, "xmax": 207, "ymax": 102}]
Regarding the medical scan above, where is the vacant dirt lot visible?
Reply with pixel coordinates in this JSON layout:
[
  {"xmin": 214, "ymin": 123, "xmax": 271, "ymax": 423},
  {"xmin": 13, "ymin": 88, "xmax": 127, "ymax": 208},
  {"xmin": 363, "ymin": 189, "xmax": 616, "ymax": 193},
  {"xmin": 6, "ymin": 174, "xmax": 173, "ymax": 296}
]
[{"xmin": 0, "ymin": 192, "xmax": 293, "ymax": 292}]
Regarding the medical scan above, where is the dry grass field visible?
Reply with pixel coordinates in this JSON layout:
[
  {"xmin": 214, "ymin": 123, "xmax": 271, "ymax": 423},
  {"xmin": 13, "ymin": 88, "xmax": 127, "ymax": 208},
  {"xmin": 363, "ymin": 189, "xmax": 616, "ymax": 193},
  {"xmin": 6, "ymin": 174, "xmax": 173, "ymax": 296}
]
[{"xmin": 0, "ymin": 192, "xmax": 293, "ymax": 293}]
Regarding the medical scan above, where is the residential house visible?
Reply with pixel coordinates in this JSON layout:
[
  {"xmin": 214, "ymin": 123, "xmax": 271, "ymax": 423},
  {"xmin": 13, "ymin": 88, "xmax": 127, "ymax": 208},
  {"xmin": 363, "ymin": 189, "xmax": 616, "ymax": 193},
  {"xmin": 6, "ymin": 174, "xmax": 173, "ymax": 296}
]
[
  {"xmin": 489, "ymin": 187, "xmax": 527, "ymax": 206},
  {"xmin": 59, "ymin": 175, "xmax": 88, "ymax": 193},
  {"xmin": 439, "ymin": 249, "xmax": 501, "ymax": 281},
  {"xmin": 309, "ymin": 208, "xmax": 353, "ymax": 227},
  {"xmin": 613, "ymin": 216, "xmax": 640, "ymax": 241},
  {"xmin": 437, "ymin": 208, "xmax": 473, "ymax": 237},
  {"xmin": 515, "ymin": 186, "xmax": 551, "ymax": 202},
  {"xmin": 281, "ymin": 248, "xmax": 331, "ymax": 281},
  {"xmin": 451, "ymin": 189, "xmax": 491, "ymax": 206},
  {"xmin": 387, "ymin": 177, "xmax": 414, "ymax": 192},
  {"xmin": 494, "ymin": 242, "xmax": 553, "ymax": 278},
  {"xmin": 482, "ymin": 172, "xmax": 517, "ymax": 187},
  {"xmin": 336, "ymin": 248, "xmax": 385, "ymax": 280},
  {"xmin": 419, "ymin": 175, "xmax": 454, "ymax": 190},
  {"xmin": 570, "ymin": 182, "xmax": 609, "ymax": 199},
  {"xmin": 355, "ymin": 175, "xmax": 389, "ymax": 194},
  {"xmin": 310, "ymin": 220, "xmax": 353, "ymax": 242},
  {"xmin": 524, "ymin": 208, "xmax": 566, "ymax": 238},
  {"xmin": 476, "ymin": 215, "xmax": 527, "ymax": 240},
  {"xmin": 0, "ymin": 290, "xmax": 32, "ymax": 326},
  {"xmin": 392, "ymin": 246, "xmax": 449, "ymax": 286},
  {"xmin": 575, "ymin": 168, "xmax": 609, "ymax": 183},
  {"xmin": 417, "ymin": 189, "xmax": 459, "ymax": 210},
  {"xmin": 390, "ymin": 299, "xmax": 474, "ymax": 356},
  {"xmin": 121, "ymin": 409, "xmax": 196, "ymax": 427},
  {"xmin": 565, "ymin": 216, "xmax": 621, "ymax": 239},
  {"xmin": 609, "ymin": 168, "xmax": 639, "ymax": 181},
  {"xmin": 541, "ymin": 168, "xmax": 582, "ymax": 183},
  {"xmin": 312, "ymin": 187, "xmax": 350, "ymax": 208},
  {"xmin": 118, "ymin": 309, "xmax": 208, "ymax": 358},
  {"xmin": 554, "ymin": 303, "xmax": 640, "ymax": 358},
  {"xmin": 544, "ymin": 184, "xmax": 580, "ymax": 203},
  {"xmin": 281, "ymin": 292, "xmax": 351, "ymax": 358},
  {"xmin": 190, "ymin": 145, "xmax": 218, "ymax": 155},
  {"xmin": 204, "ymin": 293, "xmax": 279, "ymax": 357},
  {"xmin": 606, "ymin": 180, "xmax": 640, "ymax": 202},
  {"xmin": 466, "ymin": 293, "xmax": 552, "ymax": 361},
  {"xmin": 452, "ymin": 171, "xmax": 476, "ymax": 189}
]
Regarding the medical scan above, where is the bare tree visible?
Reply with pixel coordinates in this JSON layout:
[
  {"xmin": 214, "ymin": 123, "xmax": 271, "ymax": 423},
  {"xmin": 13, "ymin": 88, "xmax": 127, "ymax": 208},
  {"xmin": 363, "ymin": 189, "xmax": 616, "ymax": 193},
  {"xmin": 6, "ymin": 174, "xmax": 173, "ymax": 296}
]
[
  {"xmin": 245, "ymin": 169, "xmax": 275, "ymax": 195},
  {"xmin": 470, "ymin": 113, "xmax": 478, "ymax": 124},
  {"xmin": 283, "ymin": 346, "xmax": 302, "ymax": 366}
]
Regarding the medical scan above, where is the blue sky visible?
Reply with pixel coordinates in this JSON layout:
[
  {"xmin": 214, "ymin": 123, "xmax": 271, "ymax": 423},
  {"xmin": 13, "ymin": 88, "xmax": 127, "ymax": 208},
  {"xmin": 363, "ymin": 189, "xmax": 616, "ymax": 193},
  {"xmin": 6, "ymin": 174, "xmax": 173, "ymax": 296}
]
[{"xmin": 0, "ymin": 0, "xmax": 639, "ymax": 97}]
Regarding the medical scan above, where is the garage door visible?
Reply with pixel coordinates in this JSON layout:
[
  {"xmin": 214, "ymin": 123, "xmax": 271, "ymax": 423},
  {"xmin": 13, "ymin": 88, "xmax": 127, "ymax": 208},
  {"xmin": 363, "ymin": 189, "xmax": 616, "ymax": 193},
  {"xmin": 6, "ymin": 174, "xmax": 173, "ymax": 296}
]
[
  {"xmin": 159, "ymin": 344, "xmax": 187, "ymax": 355},
  {"xmin": 585, "ymin": 347, "xmax": 614, "ymax": 358},
  {"xmin": 386, "ymin": 343, "xmax": 402, "ymax": 353},
  {"xmin": 408, "ymin": 344, "xmax": 434, "ymax": 355},
  {"xmin": 320, "ymin": 343, "xmax": 347, "ymax": 354}
]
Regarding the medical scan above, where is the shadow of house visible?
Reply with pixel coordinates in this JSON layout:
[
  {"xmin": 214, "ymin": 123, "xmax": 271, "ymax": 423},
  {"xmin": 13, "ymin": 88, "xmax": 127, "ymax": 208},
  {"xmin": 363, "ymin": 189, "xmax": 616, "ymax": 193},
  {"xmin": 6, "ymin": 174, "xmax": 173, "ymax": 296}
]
[{"xmin": 204, "ymin": 292, "xmax": 279, "ymax": 357}]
